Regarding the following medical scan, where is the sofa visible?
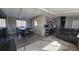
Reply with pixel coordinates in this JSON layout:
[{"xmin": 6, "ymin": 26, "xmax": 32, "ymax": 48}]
[{"xmin": 55, "ymin": 28, "xmax": 79, "ymax": 45}]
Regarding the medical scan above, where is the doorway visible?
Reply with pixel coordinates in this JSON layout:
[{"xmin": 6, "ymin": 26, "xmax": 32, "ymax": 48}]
[{"xmin": 60, "ymin": 16, "xmax": 66, "ymax": 29}]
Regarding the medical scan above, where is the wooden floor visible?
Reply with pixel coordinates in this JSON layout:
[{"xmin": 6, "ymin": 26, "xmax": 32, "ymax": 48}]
[
  {"xmin": 16, "ymin": 34, "xmax": 44, "ymax": 48},
  {"xmin": 16, "ymin": 34, "xmax": 78, "ymax": 51}
]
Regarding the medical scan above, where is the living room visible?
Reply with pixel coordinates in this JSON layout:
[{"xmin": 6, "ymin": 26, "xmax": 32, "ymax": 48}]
[{"xmin": 0, "ymin": 8, "xmax": 79, "ymax": 51}]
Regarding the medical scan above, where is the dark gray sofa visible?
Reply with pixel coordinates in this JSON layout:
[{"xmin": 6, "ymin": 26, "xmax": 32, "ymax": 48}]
[{"xmin": 55, "ymin": 28, "xmax": 79, "ymax": 45}]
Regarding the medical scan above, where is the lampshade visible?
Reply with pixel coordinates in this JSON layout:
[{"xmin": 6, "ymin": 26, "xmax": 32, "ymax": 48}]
[{"xmin": 77, "ymin": 34, "xmax": 79, "ymax": 38}]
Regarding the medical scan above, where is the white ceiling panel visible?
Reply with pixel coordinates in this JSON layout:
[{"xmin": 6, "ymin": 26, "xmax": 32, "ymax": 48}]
[
  {"xmin": 19, "ymin": 8, "xmax": 36, "ymax": 19},
  {"xmin": 2, "ymin": 8, "xmax": 79, "ymax": 19},
  {"xmin": 59, "ymin": 12, "xmax": 79, "ymax": 16},
  {"xmin": 1, "ymin": 8, "xmax": 44, "ymax": 19},
  {"xmin": 31, "ymin": 9, "xmax": 56, "ymax": 19},
  {"xmin": 45, "ymin": 8, "xmax": 79, "ymax": 16},
  {"xmin": 37, "ymin": 9, "xmax": 57, "ymax": 18},
  {"xmin": 31, "ymin": 9, "xmax": 44, "ymax": 18},
  {"xmin": 46, "ymin": 8, "xmax": 79, "ymax": 13},
  {"xmin": 1, "ymin": 8, "xmax": 20, "ymax": 18}
]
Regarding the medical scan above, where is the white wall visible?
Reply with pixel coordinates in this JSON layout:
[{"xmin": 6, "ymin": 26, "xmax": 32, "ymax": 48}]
[
  {"xmin": 26, "ymin": 19, "xmax": 31, "ymax": 28},
  {"xmin": 54, "ymin": 17, "xmax": 60, "ymax": 29},
  {"xmin": 7, "ymin": 17, "xmax": 16, "ymax": 34},
  {"xmin": 32, "ymin": 15, "xmax": 45, "ymax": 36}
]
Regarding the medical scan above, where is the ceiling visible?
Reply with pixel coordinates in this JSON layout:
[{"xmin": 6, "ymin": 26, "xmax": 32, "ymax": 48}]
[
  {"xmin": 46, "ymin": 8, "xmax": 79, "ymax": 16},
  {"xmin": 1, "ymin": 8, "xmax": 79, "ymax": 19}
]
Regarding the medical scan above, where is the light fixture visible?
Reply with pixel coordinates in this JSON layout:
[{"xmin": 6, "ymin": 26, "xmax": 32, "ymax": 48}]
[{"xmin": 77, "ymin": 34, "xmax": 79, "ymax": 38}]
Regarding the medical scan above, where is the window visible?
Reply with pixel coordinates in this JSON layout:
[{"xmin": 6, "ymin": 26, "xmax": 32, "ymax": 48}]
[
  {"xmin": 0, "ymin": 19, "xmax": 6, "ymax": 27},
  {"xmin": 72, "ymin": 20, "xmax": 79, "ymax": 29},
  {"xmin": 34, "ymin": 21, "xmax": 37, "ymax": 26},
  {"xmin": 16, "ymin": 20, "xmax": 26, "ymax": 27}
]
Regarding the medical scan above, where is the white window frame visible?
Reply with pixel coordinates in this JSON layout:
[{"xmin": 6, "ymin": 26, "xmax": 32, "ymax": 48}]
[{"xmin": 0, "ymin": 19, "xmax": 6, "ymax": 27}]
